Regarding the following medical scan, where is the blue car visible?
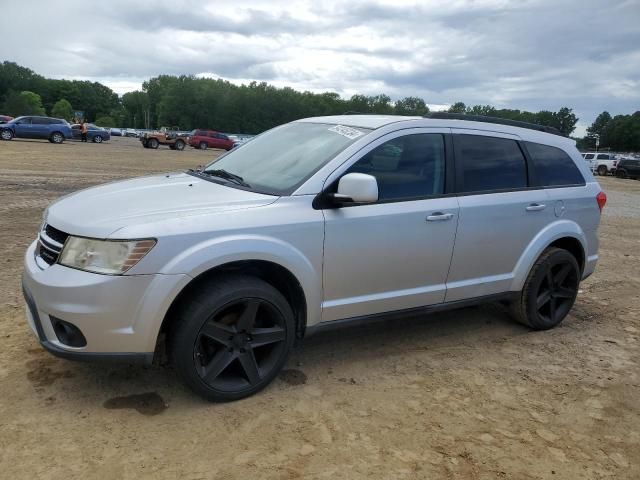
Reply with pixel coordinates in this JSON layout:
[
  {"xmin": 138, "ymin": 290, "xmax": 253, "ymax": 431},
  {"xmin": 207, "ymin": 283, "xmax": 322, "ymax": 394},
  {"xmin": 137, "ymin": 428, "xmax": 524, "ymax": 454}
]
[
  {"xmin": 0, "ymin": 116, "xmax": 72, "ymax": 144},
  {"xmin": 71, "ymin": 123, "xmax": 111, "ymax": 143}
]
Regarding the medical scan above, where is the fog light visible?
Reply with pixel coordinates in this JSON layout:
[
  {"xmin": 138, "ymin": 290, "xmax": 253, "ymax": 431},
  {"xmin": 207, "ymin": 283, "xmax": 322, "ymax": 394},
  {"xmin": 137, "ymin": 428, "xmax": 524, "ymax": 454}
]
[{"xmin": 50, "ymin": 316, "xmax": 87, "ymax": 347}]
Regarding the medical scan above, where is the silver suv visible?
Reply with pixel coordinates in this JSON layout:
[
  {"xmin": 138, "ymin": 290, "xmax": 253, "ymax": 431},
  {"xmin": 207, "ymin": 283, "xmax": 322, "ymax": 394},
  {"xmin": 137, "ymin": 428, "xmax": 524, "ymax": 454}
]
[{"xmin": 23, "ymin": 114, "xmax": 606, "ymax": 401}]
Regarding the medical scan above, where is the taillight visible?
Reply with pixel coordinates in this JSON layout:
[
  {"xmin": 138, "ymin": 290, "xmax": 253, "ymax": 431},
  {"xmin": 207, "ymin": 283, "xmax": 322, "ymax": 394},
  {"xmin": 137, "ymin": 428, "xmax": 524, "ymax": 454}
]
[{"xmin": 596, "ymin": 191, "xmax": 607, "ymax": 212}]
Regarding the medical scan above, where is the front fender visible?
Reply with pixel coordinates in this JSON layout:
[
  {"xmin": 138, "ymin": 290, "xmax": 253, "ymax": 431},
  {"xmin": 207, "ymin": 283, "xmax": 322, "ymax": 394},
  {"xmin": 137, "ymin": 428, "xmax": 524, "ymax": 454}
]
[
  {"xmin": 511, "ymin": 219, "xmax": 587, "ymax": 292},
  {"xmin": 159, "ymin": 234, "xmax": 322, "ymax": 326}
]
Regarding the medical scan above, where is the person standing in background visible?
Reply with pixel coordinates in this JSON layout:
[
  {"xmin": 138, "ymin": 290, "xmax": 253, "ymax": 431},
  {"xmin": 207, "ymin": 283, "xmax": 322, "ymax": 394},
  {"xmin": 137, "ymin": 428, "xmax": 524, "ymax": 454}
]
[{"xmin": 80, "ymin": 120, "xmax": 88, "ymax": 142}]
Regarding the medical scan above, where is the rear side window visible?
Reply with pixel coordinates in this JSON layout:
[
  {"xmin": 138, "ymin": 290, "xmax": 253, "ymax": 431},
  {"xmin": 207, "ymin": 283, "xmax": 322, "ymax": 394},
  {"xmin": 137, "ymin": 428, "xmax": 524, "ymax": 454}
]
[
  {"xmin": 525, "ymin": 142, "xmax": 585, "ymax": 187},
  {"xmin": 455, "ymin": 135, "xmax": 527, "ymax": 193},
  {"xmin": 31, "ymin": 117, "xmax": 47, "ymax": 125},
  {"xmin": 596, "ymin": 154, "xmax": 609, "ymax": 160}
]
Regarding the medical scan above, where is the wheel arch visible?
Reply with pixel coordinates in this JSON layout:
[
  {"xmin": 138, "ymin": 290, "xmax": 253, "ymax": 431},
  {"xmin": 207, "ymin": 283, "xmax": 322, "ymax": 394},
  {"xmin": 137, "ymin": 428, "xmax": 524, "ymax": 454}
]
[
  {"xmin": 155, "ymin": 259, "xmax": 309, "ymax": 359},
  {"xmin": 512, "ymin": 220, "xmax": 587, "ymax": 292}
]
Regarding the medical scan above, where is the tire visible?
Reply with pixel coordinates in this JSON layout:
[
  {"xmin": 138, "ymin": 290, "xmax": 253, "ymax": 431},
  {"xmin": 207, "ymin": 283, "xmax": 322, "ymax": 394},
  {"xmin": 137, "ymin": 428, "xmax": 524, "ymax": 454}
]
[
  {"xmin": 148, "ymin": 138, "xmax": 159, "ymax": 149},
  {"xmin": 199, "ymin": 142, "xmax": 208, "ymax": 150},
  {"xmin": 510, "ymin": 247, "xmax": 580, "ymax": 330},
  {"xmin": 50, "ymin": 132, "xmax": 64, "ymax": 144},
  {"xmin": 142, "ymin": 140, "xmax": 148, "ymax": 148},
  {"xmin": 175, "ymin": 139, "xmax": 185, "ymax": 151},
  {"xmin": 597, "ymin": 165, "xmax": 607, "ymax": 176},
  {"xmin": 93, "ymin": 135, "xmax": 103, "ymax": 143},
  {"xmin": 171, "ymin": 275, "xmax": 295, "ymax": 402},
  {"xmin": 616, "ymin": 169, "xmax": 627, "ymax": 179},
  {"xmin": 0, "ymin": 129, "xmax": 13, "ymax": 141}
]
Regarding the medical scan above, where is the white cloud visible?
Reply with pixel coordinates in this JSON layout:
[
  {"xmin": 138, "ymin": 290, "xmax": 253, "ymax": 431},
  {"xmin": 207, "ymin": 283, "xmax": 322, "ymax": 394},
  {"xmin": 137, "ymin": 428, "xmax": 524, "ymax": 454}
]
[{"xmin": 2, "ymin": 0, "xmax": 639, "ymax": 128}]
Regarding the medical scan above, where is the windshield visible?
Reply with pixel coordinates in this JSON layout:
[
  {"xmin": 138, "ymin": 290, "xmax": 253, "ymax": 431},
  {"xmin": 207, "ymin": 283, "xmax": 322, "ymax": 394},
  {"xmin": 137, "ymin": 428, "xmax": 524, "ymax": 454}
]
[{"xmin": 200, "ymin": 122, "xmax": 371, "ymax": 195}]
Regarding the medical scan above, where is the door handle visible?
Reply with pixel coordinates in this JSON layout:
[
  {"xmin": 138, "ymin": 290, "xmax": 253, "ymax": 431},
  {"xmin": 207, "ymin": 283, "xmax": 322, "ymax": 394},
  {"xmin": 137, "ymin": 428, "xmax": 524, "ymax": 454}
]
[
  {"xmin": 526, "ymin": 203, "xmax": 546, "ymax": 212},
  {"xmin": 426, "ymin": 212, "xmax": 454, "ymax": 222}
]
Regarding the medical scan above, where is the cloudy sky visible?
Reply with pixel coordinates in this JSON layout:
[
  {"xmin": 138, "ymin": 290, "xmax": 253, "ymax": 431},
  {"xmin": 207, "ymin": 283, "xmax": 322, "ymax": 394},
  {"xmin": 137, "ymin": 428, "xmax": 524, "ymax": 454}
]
[{"xmin": 3, "ymin": 0, "xmax": 639, "ymax": 135}]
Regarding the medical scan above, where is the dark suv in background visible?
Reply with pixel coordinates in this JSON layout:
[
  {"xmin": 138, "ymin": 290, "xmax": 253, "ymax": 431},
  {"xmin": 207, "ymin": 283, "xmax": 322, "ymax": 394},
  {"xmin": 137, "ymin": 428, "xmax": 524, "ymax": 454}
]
[
  {"xmin": 189, "ymin": 129, "xmax": 235, "ymax": 150},
  {"xmin": 0, "ymin": 116, "xmax": 72, "ymax": 143},
  {"xmin": 615, "ymin": 158, "xmax": 640, "ymax": 179}
]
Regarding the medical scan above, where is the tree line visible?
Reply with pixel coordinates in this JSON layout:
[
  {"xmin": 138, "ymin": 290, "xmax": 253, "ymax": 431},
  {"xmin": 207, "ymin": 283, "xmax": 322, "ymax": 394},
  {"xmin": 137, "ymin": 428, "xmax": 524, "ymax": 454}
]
[
  {"xmin": 2, "ymin": 60, "xmax": 637, "ymax": 149},
  {"xmin": 579, "ymin": 111, "xmax": 640, "ymax": 152}
]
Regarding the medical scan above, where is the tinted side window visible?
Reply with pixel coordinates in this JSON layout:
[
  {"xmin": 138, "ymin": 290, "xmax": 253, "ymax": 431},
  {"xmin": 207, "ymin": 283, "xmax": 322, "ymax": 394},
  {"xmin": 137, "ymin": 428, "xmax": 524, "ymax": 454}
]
[
  {"xmin": 584, "ymin": 154, "xmax": 594, "ymax": 159},
  {"xmin": 525, "ymin": 142, "xmax": 585, "ymax": 187},
  {"xmin": 31, "ymin": 117, "xmax": 47, "ymax": 125},
  {"xmin": 597, "ymin": 154, "xmax": 609, "ymax": 160},
  {"xmin": 345, "ymin": 133, "xmax": 445, "ymax": 201},
  {"xmin": 455, "ymin": 135, "xmax": 527, "ymax": 192}
]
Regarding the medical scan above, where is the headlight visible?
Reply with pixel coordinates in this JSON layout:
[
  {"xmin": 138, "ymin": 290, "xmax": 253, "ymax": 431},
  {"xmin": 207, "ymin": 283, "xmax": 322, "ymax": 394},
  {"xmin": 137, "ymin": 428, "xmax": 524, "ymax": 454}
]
[{"xmin": 59, "ymin": 237, "xmax": 156, "ymax": 275}]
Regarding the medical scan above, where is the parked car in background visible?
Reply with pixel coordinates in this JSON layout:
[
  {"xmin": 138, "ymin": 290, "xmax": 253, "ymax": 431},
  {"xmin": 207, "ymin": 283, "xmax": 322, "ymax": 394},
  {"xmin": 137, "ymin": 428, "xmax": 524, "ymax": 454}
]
[
  {"xmin": 189, "ymin": 129, "xmax": 235, "ymax": 150},
  {"xmin": 23, "ymin": 114, "xmax": 604, "ymax": 401},
  {"xmin": 109, "ymin": 128, "xmax": 122, "ymax": 137},
  {"xmin": 615, "ymin": 158, "xmax": 640, "ymax": 179},
  {"xmin": 0, "ymin": 116, "xmax": 72, "ymax": 143},
  {"xmin": 71, "ymin": 123, "xmax": 111, "ymax": 143},
  {"xmin": 0, "ymin": 114, "xmax": 13, "ymax": 124},
  {"xmin": 123, "ymin": 129, "xmax": 139, "ymax": 138},
  {"xmin": 583, "ymin": 152, "xmax": 617, "ymax": 175}
]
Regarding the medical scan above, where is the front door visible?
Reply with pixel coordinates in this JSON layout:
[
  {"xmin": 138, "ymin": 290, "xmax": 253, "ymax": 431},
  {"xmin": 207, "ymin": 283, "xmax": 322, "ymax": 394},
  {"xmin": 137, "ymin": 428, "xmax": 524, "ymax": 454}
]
[
  {"xmin": 13, "ymin": 117, "xmax": 33, "ymax": 137},
  {"xmin": 322, "ymin": 129, "xmax": 459, "ymax": 322}
]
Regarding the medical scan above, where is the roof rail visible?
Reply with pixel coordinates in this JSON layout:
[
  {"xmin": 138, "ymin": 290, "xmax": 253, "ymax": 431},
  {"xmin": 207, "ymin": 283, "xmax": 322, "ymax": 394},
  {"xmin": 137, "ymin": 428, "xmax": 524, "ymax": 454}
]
[
  {"xmin": 342, "ymin": 111, "xmax": 366, "ymax": 115},
  {"xmin": 423, "ymin": 112, "xmax": 563, "ymax": 136}
]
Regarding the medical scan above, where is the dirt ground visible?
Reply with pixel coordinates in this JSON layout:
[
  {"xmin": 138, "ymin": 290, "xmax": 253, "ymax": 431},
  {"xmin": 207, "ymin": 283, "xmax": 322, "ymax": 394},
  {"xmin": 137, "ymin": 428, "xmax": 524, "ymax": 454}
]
[{"xmin": 0, "ymin": 137, "xmax": 638, "ymax": 479}]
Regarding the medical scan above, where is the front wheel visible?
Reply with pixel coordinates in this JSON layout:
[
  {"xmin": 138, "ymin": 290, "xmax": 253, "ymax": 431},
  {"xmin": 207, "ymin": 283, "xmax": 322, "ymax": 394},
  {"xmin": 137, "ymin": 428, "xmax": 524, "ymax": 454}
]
[
  {"xmin": 510, "ymin": 247, "xmax": 580, "ymax": 330},
  {"xmin": 50, "ymin": 132, "xmax": 64, "ymax": 144},
  {"xmin": 616, "ymin": 169, "xmax": 627, "ymax": 179},
  {"xmin": 93, "ymin": 135, "xmax": 103, "ymax": 143},
  {"xmin": 148, "ymin": 138, "xmax": 159, "ymax": 149},
  {"xmin": 0, "ymin": 129, "xmax": 13, "ymax": 141},
  {"xmin": 171, "ymin": 275, "xmax": 295, "ymax": 402}
]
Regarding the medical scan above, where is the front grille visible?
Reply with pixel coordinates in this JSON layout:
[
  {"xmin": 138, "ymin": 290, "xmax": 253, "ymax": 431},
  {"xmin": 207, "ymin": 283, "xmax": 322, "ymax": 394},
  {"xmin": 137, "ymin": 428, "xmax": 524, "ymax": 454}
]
[
  {"xmin": 37, "ymin": 224, "xmax": 69, "ymax": 266},
  {"xmin": 45, "ymin": 224, "xmax": 69, "ymax": 245}
]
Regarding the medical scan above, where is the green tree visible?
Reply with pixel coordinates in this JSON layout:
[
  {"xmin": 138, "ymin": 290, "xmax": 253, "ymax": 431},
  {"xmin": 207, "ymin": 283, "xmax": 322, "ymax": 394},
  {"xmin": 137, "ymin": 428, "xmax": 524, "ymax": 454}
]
[
  {"xmin": 50, "ymin": 98, "xmax": 73, "ymax": 120},
  {"xmin": 3, "ymin": 90, "xmax": 46, "ymax": 116},
  {"xmin": 448, "ymin": 102, "xmax": 467, "ymax": 113},
  {"xmin": 94, "ymin": 116, "xmax": 115, "ymax": 126},
  {"xmin": 394, "ymin": 96, "xmax": 429, "ymax": 116}
]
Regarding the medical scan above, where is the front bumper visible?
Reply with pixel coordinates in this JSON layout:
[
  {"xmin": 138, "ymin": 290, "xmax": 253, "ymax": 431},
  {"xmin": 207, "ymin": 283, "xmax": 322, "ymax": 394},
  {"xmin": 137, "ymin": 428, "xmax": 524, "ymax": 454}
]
[{"xmin": 23, "ymin": 241, "xmax": 189, "ymax": 363}]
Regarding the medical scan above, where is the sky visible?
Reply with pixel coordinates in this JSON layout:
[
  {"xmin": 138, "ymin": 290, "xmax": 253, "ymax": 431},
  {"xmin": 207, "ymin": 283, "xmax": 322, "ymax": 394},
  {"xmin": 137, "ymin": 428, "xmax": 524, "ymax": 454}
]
[{"xmin": 2, "ymin": 0, "xmax": 639, "ymax": 136}]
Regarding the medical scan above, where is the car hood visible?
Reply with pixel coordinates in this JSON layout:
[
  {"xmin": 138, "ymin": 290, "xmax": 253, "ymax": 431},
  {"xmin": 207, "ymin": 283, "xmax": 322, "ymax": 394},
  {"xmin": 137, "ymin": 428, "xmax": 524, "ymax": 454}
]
[{"xmin": 46, "ymin": 172, "xmax": 278, "ymax": 238}]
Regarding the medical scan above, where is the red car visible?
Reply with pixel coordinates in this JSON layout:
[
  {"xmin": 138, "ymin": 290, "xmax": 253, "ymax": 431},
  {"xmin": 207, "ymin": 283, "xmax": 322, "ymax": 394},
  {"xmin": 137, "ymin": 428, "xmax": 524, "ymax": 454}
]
[
  {"xmin": 0, "ymin": 115, "xmax": 14, "ymax": 124},
  {"xmin": 189, "ymin": 129, "xmax": 235, "ymax": 150}
]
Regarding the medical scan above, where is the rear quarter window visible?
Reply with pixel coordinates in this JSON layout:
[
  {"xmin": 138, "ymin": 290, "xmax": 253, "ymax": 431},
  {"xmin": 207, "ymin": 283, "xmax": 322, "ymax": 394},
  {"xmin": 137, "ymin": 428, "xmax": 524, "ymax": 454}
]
[{"xmin": 524, "ymin": 142, "xmax": 585, "ymax": 187}]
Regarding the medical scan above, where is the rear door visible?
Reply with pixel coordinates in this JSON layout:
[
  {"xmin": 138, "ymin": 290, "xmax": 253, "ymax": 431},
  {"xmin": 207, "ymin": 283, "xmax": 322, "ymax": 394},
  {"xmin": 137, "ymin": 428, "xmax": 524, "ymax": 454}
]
[
  {"xmin": 446, "ymin": 130, "xmax": 553, "ymax": 302},
  {"xmin": 30, "ymin": 117, "xmax": 49, "ymax": 138}
]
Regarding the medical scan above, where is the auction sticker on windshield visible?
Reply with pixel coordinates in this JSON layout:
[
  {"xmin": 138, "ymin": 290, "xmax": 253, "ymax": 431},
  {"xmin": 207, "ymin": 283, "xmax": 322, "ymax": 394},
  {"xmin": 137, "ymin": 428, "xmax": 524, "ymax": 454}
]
[{"xmin": 328, "ymin": 125, "xmax": 365, "ymax": 140}]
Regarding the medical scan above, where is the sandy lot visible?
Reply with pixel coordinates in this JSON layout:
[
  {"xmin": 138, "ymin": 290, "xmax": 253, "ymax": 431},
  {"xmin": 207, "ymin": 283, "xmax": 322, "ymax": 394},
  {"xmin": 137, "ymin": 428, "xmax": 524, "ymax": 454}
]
[{"xmin": 0, "ymin": 137, "xmax": 638, "ymax": 479}]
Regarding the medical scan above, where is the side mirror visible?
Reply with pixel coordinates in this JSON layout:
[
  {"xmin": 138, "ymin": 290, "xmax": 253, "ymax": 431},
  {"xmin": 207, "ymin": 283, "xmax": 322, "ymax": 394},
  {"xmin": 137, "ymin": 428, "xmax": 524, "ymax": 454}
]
[{"xmin": 334, "ymin": 173, "xmax": 378, "ymax": 204}]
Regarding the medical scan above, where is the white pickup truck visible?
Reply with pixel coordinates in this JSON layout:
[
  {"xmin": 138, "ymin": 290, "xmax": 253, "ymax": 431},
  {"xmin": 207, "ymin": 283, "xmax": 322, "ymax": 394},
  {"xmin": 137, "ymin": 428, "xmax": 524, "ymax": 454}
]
[{"xmin": 582, "ymin": 152, "xmax": 617, "ymax": 176}]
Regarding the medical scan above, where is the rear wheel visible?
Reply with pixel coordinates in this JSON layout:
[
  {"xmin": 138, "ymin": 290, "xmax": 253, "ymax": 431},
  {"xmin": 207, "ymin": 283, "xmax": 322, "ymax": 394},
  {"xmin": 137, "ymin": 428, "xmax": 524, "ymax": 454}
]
[
  {"xmin": 597, "ymin": 165, "xmax": 607, "ymax": 176},
  {"xmin": 50, "ymin": 132, "xmax": 64, "ymax": 144},
  {"xmin": 510, "ymin": 247, "xmax": 580, "ymax": 330},
  {"xmin": 171, "ymin": 275, "xmax": 295, "ymax": 402},
  {"xmin": 0, "ymin": 129, "xmax": 13, "ymax": 141},
  {"xmin": 175, "ymin": 139, "xmax": 185, "ymax": 151},
  {"xmin": 93, "ymin": 135, "xmax": 103, "ymax": 143},
  {"xmin": 148, "ymin": 138, "xmax": 159, "ymax": 149},
  {"xmin": 199, "ymin": 141, "xmax": 208, "ymax": 150}
]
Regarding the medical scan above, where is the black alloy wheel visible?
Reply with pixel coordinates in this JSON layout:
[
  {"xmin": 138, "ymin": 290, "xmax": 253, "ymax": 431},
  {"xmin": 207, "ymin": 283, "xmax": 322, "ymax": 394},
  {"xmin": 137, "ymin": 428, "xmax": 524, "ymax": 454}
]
[
  {"xmin": 172, "ymin": 275, "xmax": 295, "ymax": 401},
  {"xmin": 511, "ymin": 247, "xmax": 580, "ymax": 330}
]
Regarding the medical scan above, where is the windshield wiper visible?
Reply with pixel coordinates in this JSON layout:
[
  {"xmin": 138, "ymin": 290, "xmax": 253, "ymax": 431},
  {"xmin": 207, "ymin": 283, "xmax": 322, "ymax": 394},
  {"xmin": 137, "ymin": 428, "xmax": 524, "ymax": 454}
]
[{"xmin": 201, "ymin": 169, "xmax": 252, "ymax": 188}]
